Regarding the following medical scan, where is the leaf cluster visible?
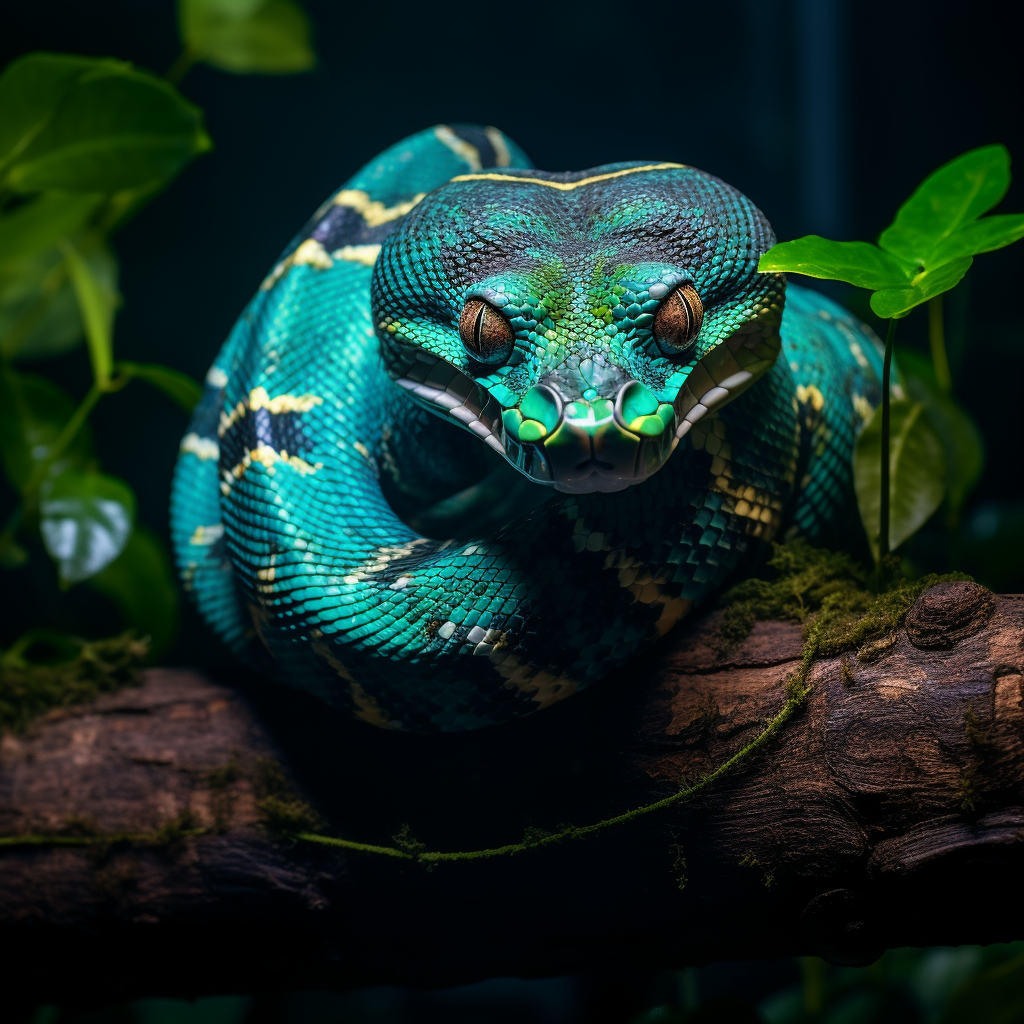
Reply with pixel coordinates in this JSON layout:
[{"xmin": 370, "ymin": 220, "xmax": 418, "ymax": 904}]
[
  {"xmin": 0, "ymin": 3, "xmax": 316, "ymax": 668},
  {"xmin": 761, "ymin": 145, "xmax": 1022, "ymax": 564},
  {"xmin": 759, "ymin": 145, "xmax": 1024, "ymax": 319}
]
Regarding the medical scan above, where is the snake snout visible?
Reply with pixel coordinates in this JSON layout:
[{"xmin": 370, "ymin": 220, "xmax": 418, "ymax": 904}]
[{"xmin": 502, "ymin": 380, "xmax": 678, "ymax": 493}]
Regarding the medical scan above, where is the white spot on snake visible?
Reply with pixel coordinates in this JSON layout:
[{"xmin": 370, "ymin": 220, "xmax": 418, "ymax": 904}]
[
  {"xmin": 189, "ymin": 523, "xmax": 223, "ymax": 546},
  {"xmin": 437, "ymin": 621, "xmax": 456, "ymax": 640},
  {"xmin": 466, "ymin": 625, "xmax": 487, "ymax": 644},
  {"xmin": 205, "ymin": 366, "xmax": 228, "ymax": 388}
]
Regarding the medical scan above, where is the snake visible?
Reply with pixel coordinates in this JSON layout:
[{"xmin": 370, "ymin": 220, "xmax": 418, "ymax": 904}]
[{"xmin": 170, "ymin": 124, "xmax": 883, "ymax": 732}]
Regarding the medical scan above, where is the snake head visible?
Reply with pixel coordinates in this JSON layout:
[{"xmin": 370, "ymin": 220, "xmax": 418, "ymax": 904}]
[{"xmin": 372, "ymin": 161, "xmax": 785, "ymax": 493}]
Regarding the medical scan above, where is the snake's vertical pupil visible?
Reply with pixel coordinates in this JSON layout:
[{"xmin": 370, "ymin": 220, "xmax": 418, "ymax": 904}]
[
  {"xmin": 459, "ymin": 298, "xmax": 515, "ymax": 365},
  {"xmin": 473, "ymin": 303, "xmax": 486, "ymax": 348},
  {"xmin": 652, "ymin": 283, "xmax": 704, "ymax": 353}
]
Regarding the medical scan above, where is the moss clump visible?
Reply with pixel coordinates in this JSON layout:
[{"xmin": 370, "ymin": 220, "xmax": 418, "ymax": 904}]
[
  {"xmin": 253, "ymin": 757, "xmax": 323, "ymax": 836},
  {"xmin": 717, "ymin": 539, "xmax": 972, "ymax": 695},
  {"xmin": 0, "ymin": 632, "xmax": 148, "ymax": 732}
]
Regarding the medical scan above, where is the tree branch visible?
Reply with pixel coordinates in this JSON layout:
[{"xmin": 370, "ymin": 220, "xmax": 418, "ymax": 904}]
[{"xmin": 1, "ymin": 582, "xmax": 1022, "ymax": 1008}]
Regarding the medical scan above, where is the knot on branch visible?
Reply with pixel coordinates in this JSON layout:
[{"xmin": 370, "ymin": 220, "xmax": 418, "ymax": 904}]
[{"xmin": 905, "ymin": 581, "xmax": 995, "ymax": 650}]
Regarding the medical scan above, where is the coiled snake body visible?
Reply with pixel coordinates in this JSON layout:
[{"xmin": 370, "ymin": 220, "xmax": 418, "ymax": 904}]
[{"xmin": 171, "ymin": 125, "xmax": 882, "ymax": 731}]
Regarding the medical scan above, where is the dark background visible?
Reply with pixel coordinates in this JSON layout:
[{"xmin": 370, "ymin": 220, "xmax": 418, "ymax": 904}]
[{"xmin": 3, "ymin": 1, "xmax": 1024, "ymax": 1020}]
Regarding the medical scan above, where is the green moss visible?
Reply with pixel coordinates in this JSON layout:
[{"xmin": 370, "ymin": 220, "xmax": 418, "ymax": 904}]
[
  {"xmin": 253, "ymin": 757, "xmax": 323, "ymax": 836},
  {"xmin": 0, "ymin": 632, "xmax": 148, "ymax": 732},
  {"xmin": 718, "ymin": 539, "xmax": 972, "ymax": 696}
]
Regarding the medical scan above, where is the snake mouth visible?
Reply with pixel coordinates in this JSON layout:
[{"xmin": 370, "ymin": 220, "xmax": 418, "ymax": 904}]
[{"xmin": 389, "ymin": 321, "xmax": 779, "ymax": 493}]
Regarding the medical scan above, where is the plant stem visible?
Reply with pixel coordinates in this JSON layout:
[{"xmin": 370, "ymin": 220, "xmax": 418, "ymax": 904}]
[
  {"xmin": 879, "ymin": 318, "xmax": 897, "ymax": 562},
  {"xmin": 928, "ymin": 295, "xmax": 952, "ymax": 395}
]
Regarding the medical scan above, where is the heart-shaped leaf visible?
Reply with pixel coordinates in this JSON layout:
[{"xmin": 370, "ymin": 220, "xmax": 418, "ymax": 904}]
[
  {"xmin": 0, "ymin": 53, "xmax": 211, "ymax": 194},
  {"xmin": 925, "ymin": 212, "xmax": 1024, "ymax": 267},
  {"xmin": 854, "ymin": 399, "xmax": 946, "ymax": 561},
  {"xmin": 869, "ymin": 257, "xmax": 973, "ymax": 320},
  {"xmin": 757, "ymin": 236, "xmax": 914, "ymax": 290},
  {"xmin": 39, "ymin": 469, "xmax": 135, "ymax": 584},
  {"xmin": 0, "ymin": 369, "xmax": 95, "ymax": 491},
  {"xmin": 179, "ymin": 0, "xmax": 316, "ymax": 74},
  {"xmin": 878, "ymin": 145, "xmax": 1010, "ymax": 265}
]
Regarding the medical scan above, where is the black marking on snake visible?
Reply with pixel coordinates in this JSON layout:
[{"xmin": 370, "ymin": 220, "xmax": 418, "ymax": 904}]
[
  {"xmin": 448, "ymin": 124, "xmax": 502, "ymax": 168},
  {"xmin": 218, "ymin": 409, "xmax": 315, "ymax": 476}
]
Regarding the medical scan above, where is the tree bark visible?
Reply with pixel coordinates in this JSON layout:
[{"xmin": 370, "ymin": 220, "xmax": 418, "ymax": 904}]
[{"xmin": 1, "ymin": 582, "xmax": 1022, "ymax": 1008}]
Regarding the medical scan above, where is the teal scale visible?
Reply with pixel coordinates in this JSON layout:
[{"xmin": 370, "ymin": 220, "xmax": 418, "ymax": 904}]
[{"xmin": 171, "ymin": 125, "xmax": 883, "ymax": 731}]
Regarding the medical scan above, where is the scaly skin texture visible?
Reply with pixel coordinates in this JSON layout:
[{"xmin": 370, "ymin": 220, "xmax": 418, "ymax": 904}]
[{"xmin": 171, "ymin": 125, "xmax": 883, "ymax": 732}]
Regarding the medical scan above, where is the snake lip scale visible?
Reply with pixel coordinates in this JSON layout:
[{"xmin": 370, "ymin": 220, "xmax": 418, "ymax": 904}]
[{"xmin": 171, "ymin": 123, "xmax": 883, "ymax": 732}]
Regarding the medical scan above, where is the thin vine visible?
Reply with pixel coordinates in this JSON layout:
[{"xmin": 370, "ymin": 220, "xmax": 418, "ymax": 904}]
[{"xmin": 0, "ymin": 543, "xmax": 969, "ymax": 865}]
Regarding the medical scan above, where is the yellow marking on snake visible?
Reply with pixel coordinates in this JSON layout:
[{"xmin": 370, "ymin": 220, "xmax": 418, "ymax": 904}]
[
  {"xmin": 450, "ymin": 163, "xmax": 686, "ymax": 191},
  {"xmin": 331, "ymin": 188, "xmax": 427, "ymax": 226},
  {"xmin": 484, "ymin": 126, "xmax": 512, "ymax": 167},
  {"xmin": 488, "ymin": 652, "xmax": 578, "ymax": 709},
  {"xmin": 434, "ymin": 124, "xmax": 482, "ymax": 170},
  {"xmin": 795, "ymin": 384, "xmax": 825, "ymax": 412},
  {"xmin": 219, "ymin": 388, "xmax": 322, "ymax": 435},
  {"xmin": 332, "ymin": 244, "xmax": 381, "ymax": 266},
  {"xmin": 248, "ymin": 386, "xmax": 322, "ymax": 415},
  {"xmin": 310, "ymin": 634, "xmax": 399, "ymax": 728},
  {"xmin": 220, "ymin": 444, "xmax": 323, "ymax": 493},
  {"xmin": 181, "ymin": 432, "xmax": 219, "ymax": 460}
]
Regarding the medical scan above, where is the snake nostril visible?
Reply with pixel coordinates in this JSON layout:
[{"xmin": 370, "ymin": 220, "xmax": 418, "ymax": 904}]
[
  {"xmin": 614, "ymin": 380, "xmax": 676, "ymax": 438},
  {"xmin": 517, "ymin": 384, "xmax": 563, "ymax": 438}
]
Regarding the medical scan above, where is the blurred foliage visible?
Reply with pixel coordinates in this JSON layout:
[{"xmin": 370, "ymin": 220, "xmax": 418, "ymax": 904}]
[
  {"xmin": 20, "ymin": 944, "xmax": 1024, "ymax": 1023},
  {"xmin": 0, "ymin": 0, "xmax": 316, "ymax": 670}
]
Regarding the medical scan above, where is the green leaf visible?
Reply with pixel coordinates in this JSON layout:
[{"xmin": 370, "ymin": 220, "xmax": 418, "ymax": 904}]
[
  {"xmin": 0, "ymin": 369, "xmax": 94, "ymax": 491},
  {"xmin": 926, "ymin": 212, "xmax": 1024, "ymax": 266},
  {"xmin": 895, "ymin": 349, "xmax": 984, "ymax": 521},
  {"xmin": 60, "ymin": 238, "xmax": 116, "ymax": 385},
  {"xmin": 869, "ymin": 256, "xmax": 973, "ymax": 319},
  {"xmin": 180, "ymin": 0, "xmax": 316, "ymax": 74},
  {"xmin": 0, "ymin": 237, "xmax": 119, "ymax": 362},
  {"xmin": 878, "ymin": 144, "xmax": 1010, "ymax": 265},
  {"xmin": 118, "ymin": 361, "xmax": 202, "ymax": 412},
  {"xmin": 90, "ymin": 525, "xmax": 180, "ymax": 657},
  {"xmin": 854, "ymin": 399, "xmax": 946, "ymax": 561},
  {"xmin": 0, "ymin": 191, "xmax": 101, "ymax": 268},
  {"xmin": 0, "ymin": 54, "xmax": 106, "ymax": 173},
  {"xmin": 757, "ymin": 236, "xmax": 914, "ymax": 290},
  {"xmin": 39, "ymin": 469, "xmax": 135, "ymax": 584},
  {"xmin": 0, "ymin": 53, "xmax": 212, "ymax": 194}
]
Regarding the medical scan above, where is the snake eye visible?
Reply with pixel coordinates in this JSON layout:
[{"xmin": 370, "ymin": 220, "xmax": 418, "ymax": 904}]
[
  {"xmin": 459, "ymin": 298, "xmax": 515, "ymax": 366},
  {"xmin": 652, "ymin": 283, "xmax": 704, "ymax": 354}
]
